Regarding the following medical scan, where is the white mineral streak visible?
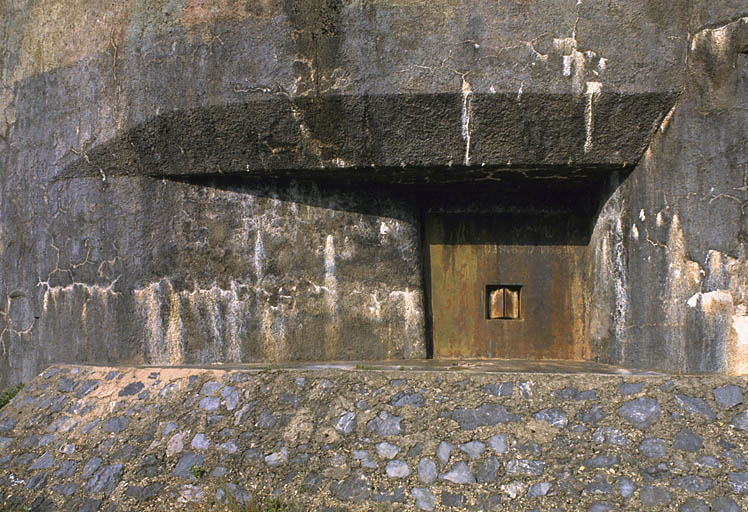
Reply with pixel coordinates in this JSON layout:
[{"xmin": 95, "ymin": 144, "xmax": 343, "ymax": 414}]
[
  {"xmin": 134, "ymin": 280, "xmax": 251, "ymax": 365},
  {"xmin": 323, "ymin": 234, "xmax": 340, "ymax": 358},
  {"xmin": 732, "ymin": 314, "xmax": 748, "ymax": 375},
  {"xmin": 584, "ymin": 81, "xmax": 602, "ymax": 153},
  {"xmin": 461, "ymin": 77, "xmax": 473, "ymax": 166},
  {"xmin": 613, "ymin": 215, "xmax": 628, "ymax": 349}
]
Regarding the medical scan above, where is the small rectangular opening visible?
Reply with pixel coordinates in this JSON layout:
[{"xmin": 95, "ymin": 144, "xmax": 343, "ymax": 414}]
[{"xmin": 486, "ymin": 285, "xmax": 522, "ymax": 320}]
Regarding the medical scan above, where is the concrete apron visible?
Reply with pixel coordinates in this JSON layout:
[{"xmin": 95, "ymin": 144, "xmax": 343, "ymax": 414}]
[{"xmin": 1, "ymin": 364, "xmax": 748, "ymax": 511}]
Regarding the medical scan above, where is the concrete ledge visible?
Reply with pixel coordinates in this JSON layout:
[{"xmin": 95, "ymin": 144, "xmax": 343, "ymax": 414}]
[{"xmin": 2, "ymin": 365, "xmax": 748, "ymax": 511}]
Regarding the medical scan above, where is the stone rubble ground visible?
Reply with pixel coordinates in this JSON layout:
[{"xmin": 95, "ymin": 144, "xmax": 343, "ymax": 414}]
[{"xmin": 0, "ymin": 365, "xmax": 747, "ymax": 511}]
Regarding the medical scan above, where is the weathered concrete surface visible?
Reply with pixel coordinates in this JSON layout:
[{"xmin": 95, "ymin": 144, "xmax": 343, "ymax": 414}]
[
  {"xmin": 587, "ymin": 15, "xmax": 748, "ymax": 374},
  {"xmin": 2, "ymin": 365, "xmax": 748, "ymax": 510},
  {"xmin": 1, "ymin": 1, "xmax": 748, "ymax": 387}
]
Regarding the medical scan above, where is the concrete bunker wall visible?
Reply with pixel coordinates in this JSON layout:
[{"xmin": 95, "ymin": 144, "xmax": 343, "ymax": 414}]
[{"xmin": 2, "ymin": 1, "xmax": 748, "ymax": 387}]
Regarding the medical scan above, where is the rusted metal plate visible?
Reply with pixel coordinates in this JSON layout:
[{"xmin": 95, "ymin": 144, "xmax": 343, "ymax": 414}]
[
  {"xmin": 426, "ymin": 212, "xmax": 585, "ymax": 359},
  {"xmin": 504, "ymin": 288, "xmax": 520, "ymax": 319},
  {"xmin": 487, "ymin": 287, "xmax": 505, "ymax": 319}
]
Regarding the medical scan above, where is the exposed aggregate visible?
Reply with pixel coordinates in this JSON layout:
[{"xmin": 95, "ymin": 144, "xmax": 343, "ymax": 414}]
[{"xmin": 1, "ymin": 365, "xmax": 748, "ymax": 511}]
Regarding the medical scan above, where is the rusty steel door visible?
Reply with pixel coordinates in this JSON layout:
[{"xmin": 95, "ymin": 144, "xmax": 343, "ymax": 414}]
[{"xmin": 426, "ymin": 212, "xmax": 586, "ymax": 360}]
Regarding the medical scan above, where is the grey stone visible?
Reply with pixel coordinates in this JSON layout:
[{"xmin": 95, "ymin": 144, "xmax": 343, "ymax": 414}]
[
  {"xmin": 588, "ymin": 504, "xmax": 615, "ymax": 512},
  {"xmin": 710, "ymin": 497, "xmax": 741, "ymax": 512},
  {"xmin": 449, "ymin": 404, "xmax": 520, "ymax": 430},
  {"xmin": 674, "ymin": 429, "xmax": 703, "ymax": 452},
  {"xmin": 77, "ymin": 499, "xmax": 102, "ymax": 512},
  {"xmin": 417, "ymin": 458, "xmax": 438, "ymax": 484},
  {"xmin": 371, "ymin": 487, "xmax": 406, "ymax": 504},
  {"xmin": 506, "ymin": 459, "xmax": 545, "ymax": 476},
  {"xmin": 173, "ymin": 453, "xmax": 204, "ymax": 479},
  {"xmin": 441, "ymin": 491, "xmax": 464, "ymax": 507},
  {"xmin": 680, "ymin": 498, "xmax": 710, "ymax": 512},
  {"xmin": 81, "ymin": 457, "xmax": 103, "ymax": 478},
  {"xmin": 730, "ymin": 410, "xmax": 748, "ymax": 430},
  {"xmin": 25, "ymin": 472, "xmax": 48, "ymax": 490},
  {"xmin": 440, "ymin": 461, "xmax": 476, "ymax": 484},
  {"xmin": 437, "ymin": 441, "xmax": 452, "ymax": 465},
  {"xmin": 118, "ymin": 381, "xmax": 144, "ymax": 396},
  {"xmin": 385, "ymin": 459, "xmax": 410, "ymax": 478},
  {"xmin": 366, "ymin": 411, "xmax": 403, "ymax": 437},
  {"xmin": 618, "ymin": 477, "xmax": 636, "ymax": 498},
  {"xmin": 528, "ymin": 482, "xmax": 552, "ymax": 497},
  {"xmin": 101, "ymin": 416, "xmax": 129, "ymax": 433},
  {"xmin": 233, "ymin": 402, "xmax": 256, "ymax": 425},
  {"xmin": 592, "ymin": 427, "xmax": 630, "ymax": 446},
  {"xmin": 58, "ymin": 377, "xmax": 75, "ymax": 392},
  {"xmin": 390, "ymin": 379, "xmax": 407, "ymax": 387},
  {"xmin": 81, "ymin": 419, "xmax": 99, "ymax": 434},
  {"xmin": 459, "ymin": 440, "xmax": 485, "ymax": 459},
  {"xmin": 127, "ymin": 482, "xmax": 164, "ymax": 500},
  {"xmin": 584, "ymin": 475, "xmax": 612, "ymax": 495},
  {"xmin": 674, "ymin": 394, "xmax": 716, "ymax": 421},
  {"xmin": 85, "ymin": 464, "xmax": 123, "ymax": 494},
  {"xmin": 179, "ymin": 484, "xmax": 204, "ymax": 503},
  {"xmin": 74, "ymin": 379, "xmax": 100, "ymax": 398},
  {"xmin": 43, "ymin": 368, "xmax": 60, "ymax": 379},
  {"xmin": 59, "ymin": 443, "xmax": 75, "ymax": 455},
  {"xmin": 391, "ymin": 391, "xmax": 425, "ymax": 407},
  {"xmin": 54, "ymin": 460, "xmax": 78, "ymax": 478},
  {"xmin": 295, "ymin": 377, "xmax": 306, "ymax": 388},
  {"xmin": 501, "ymin": 481, "xmax": 527, "ymax": 499},
  {"xmin": 577, "ymin": 404, "xmax": 605, "ymax": 425},
  {"xmin": 533, "ymin": 407, "xmax": 568, "ymax": 427},
  {"xmin": 199, "ymin": 396, "xmax": 220, "ymax": 411},
  {"xmin": 0, "ymin": 416, "xmax": 17, "ymax": 432},
  {"xmin": 639, "ymin": 486, "xmax": 671, "ymax": 507},
  {"xmin": 265, "ymin": 447, "xmax": 288, "ymax": 465},
  {"xmin": 584, "ymin": 454, "xmax": 619, "ymax": 468},
  {"xmin": 301, "ymin": 472, "xmax": 323, "ymax": 492},
  {"xmin": 334, "ymin": 411, "xmax": 356, "ymax": 435},
  {"xmin": 210, "ymin": 466, "xmax": 228, "ymax": 478},
  {"xmin": 673, "ymin": 475, "xmax": 714, "ymax": 493},
  {"xmin": 53, "ymin": 482, "xmax": 78, "ymax": 497},
  {"xmin": 243, "ymin": 448, "xmax": 263, "ymax": 462},
  {"xmin": 728, "ymin": 472, "xmax": 748, "ymax": 494},
  {"xmin": 618, "ymin": 381, "xmax": 645, "ymax": 395},
  {"xmin": 642, "ymin": 462, "xmax": 670, "ymax": 480},
  {"xmin": 278, "ymin": 392, "xmax": 301, "ymax": 408},
  {"xmin": 0, "ymin": 437, "xmax": 13, "ymax": 450},
  {"xmin": 218, "ymin": 440, "xmax": 238, "ymax": 454},
  {"xmin": 696, "ymin": 455, "xmax": 721, "ymax": 468},
  {"xmin": 256, "ymin": 409, "xmax": 282, "ymax": 428},
  {"xmin": 639, "ymin": 437, "xmax": 668, "ymax": 458},
  {"xmin": 330, "ymin": 476, "xmax": 371, "ymax": 501},
  {"xmin": 191, "ymin": 433, "xmax": 210, "ymax": 451},
  {"xmin": 482, "ymin": 382, "xmax": 513, "ymax": 396},
  {"xmin": 220, "ymin": 386, "xmax": 239, "ymax": 410},
  {"xmin": 713, "ymin": 385, "xmax": 743, "ymax": 409},
  {"xmin": 162, "ymin": 422, "xmax": 178, "ymax": 437},
  {"xmin": 487, "ymin": 434, "xmax": 509, "ymax": 454},
  {"xmin": 376, "ymin": 442, "xmax": 400, "ymax": 459},
  {"xmin": 411, "ymin": 488, "xmax": 435, "ymax": 511},
  {"xmin": 29, "ymin": 451, "xmax": 57, "ymax": 470},
  {"xmin": 353, "ymin": 450, "xmax": 377, "ymax": 469},
  {"xmin": 518, "ymin": 382, "xmax": 534, "ymax": 399},
  {"xmin": 617, "ymin": 398, "xmax": 662, "ymax": 429},
  {"xmin": 476, "ymin": 456, "xmax": 500, "ymax": 483},
  {"xmin": 408, "ymin": 442, "xmax": 424, "ymax": 458},
  {"xmin": 355, "ymin": 400, "xmax": 369, "ymax": 410},
  {"xmin": 200, "ymin": 381, "xmax": 221, "ymax": 396}
]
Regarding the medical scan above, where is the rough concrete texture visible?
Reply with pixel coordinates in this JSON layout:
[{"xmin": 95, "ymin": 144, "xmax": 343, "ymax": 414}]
[
  {"xmin": 1, "ymin": 1, "xmax": 748, "ymax": 386},
  {"xmin": 3, "ymin": 365, "xmax": 748, "ymax": 510},
  {"xmin": 587, "ymin": 14, "xmax": 748, "ymax": 374}
]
